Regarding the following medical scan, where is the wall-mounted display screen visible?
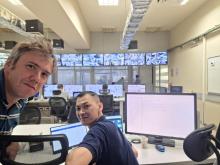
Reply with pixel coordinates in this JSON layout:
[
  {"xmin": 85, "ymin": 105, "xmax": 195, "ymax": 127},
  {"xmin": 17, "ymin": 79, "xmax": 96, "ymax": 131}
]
[
  {"xmin": 54, "ymin": 54, "xmax": 61, "ymax": 67},
  {"xmin": 146, "ymin": 51, "xmax": 168, "ymax": 65},
  {"xmin": 83, "ymin": 54, "xmax": 103, "ymax": 66},
  {"xmin": 124, "ymin": 53, "xmax": 145, "ymax": 65},
  {"xmin": 61, "ymin": 54, "xmax": 83, "ymax": 67},
  {"xmin": 64, "ymin": 85, "xmax": 83, "ymax": 96},
  {"xmin": 104, "ymin": 53, "xmax": 124, "ymax": 66},
  {"xmin": 108, "ymin": 85, "xmax": 123, "ymax": 97},
  {"xmin": 127, "ymin": 84, "xmax": 146, "ymax": 93}
]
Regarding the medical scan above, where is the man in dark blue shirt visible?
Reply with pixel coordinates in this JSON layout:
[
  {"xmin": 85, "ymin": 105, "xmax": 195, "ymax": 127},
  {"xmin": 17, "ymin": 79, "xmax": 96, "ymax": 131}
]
[
  {"xmin": 66, "ymin": 91, "xmax": 139, "ymax": 165},
  {"xmin": 0, "ymin": 38, "xmax": 55, "ymax": 160}
]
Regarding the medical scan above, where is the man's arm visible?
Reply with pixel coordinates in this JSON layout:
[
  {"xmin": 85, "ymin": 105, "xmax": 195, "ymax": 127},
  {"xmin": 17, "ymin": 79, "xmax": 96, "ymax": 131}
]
[
  {"xmin": 65, "ymin": 147, "xmax": 93, "ymax": 165},
  {"xmin": 131, "ymin": 144, "xmax": 138, "ymax": 158},
  {"xmin": 6, "ymin": 142, "xmax": 20, "ymax": 160}
]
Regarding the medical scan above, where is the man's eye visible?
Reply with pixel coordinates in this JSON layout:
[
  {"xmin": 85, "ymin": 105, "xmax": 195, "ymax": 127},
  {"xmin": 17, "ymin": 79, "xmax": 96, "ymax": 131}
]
[
  {"xmin": 26, "ymin": 64, "xmax": 35, "ymax": 70},
  {"xmin": 84, "ymin": 105, "xmax": 90, "ymax": 109},
  {"xmin": 76, "ymin": 107, "xmax": 81, "ymax": 111},
  {"xmin": 42, "ymin": 72, "xmax": 49, "ymax": 79}
]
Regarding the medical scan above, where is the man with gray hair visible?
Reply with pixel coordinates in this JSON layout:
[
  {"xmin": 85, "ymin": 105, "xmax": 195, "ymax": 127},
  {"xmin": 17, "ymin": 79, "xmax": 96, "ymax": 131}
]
[{"xmin": 0, "ymin": 38, "xmax": 56, "ymax": 160}]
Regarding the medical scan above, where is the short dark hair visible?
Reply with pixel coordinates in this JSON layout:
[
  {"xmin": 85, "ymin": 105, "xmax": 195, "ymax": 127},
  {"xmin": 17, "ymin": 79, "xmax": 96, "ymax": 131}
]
[
  {"xmin": 102, "ymin": 84, "xmax": 108, "ymax": 90},
  {"xmin": 57, "ymin": 84, "xmax": 64, "ymax": 89},
  {"xmin": 76, "ymin": 91, "xmax": 100, "ymax": 101}
]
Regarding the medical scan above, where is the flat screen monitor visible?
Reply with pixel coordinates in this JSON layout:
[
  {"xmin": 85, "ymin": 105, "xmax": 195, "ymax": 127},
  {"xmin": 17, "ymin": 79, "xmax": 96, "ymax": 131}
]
[
  {"xmin": 61, "ymin": 54, "xmax": 83, "ymax": 66},
  {"xmin": 50, "ymin": 122, "xmax": 87, "ymax": 154},
  {"xmin": 170, "ymin": 86, "xmax": 183, "ymax": 93},
  {"xmin": 108, "ymin": 85, "xmax": 123, "ymax": 97},
  {"xmin": 43, "ymin": 85, "xmax": 57, "ymax": 97},
  {"xmin": 124, "ymin": 53, "xmax": 145, "ymax": 66},
  {"xmin": 127, "ymin": 84, "xmax": 146, "ymax": 93},
  {"xmin": 103, "ymin": 53, "xmax": 125, "ymax": 66},
  {"xmin": 64, "ymin": 85, "xmax": 83, "ymax": 96},
  {"xmin": 85, "ymin": 84, "xmax": 102, "ymax": 94},
  {"xmin": 125, "ymin": 93, "xmax": 197, "ymax": 147},
  {"xmin": 83, "ymin": 54, "xmax": 103, "ymax": 66},
  {"xmin": 106, "ymin": 115, "xmax": 123, "ymax": 132}
]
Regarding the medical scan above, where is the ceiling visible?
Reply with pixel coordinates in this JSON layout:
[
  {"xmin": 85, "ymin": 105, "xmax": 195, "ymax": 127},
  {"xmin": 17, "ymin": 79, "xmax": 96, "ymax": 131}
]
[{"xmin": 0, "ymin": 0, "xmax": 208, "ymax": 51}]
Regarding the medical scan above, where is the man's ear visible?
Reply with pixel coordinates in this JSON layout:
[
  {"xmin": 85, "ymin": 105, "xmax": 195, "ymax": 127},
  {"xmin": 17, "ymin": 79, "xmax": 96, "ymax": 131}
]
[{"xmin": 99, "ymin": 102, "xmax": 103, "ymax": 112}]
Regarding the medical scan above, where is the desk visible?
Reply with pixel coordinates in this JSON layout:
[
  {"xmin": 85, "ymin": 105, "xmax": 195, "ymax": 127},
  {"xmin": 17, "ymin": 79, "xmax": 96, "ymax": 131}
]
[{"xmin": 12, "ymin": 124, "xmax": 217, "ymax": 165}]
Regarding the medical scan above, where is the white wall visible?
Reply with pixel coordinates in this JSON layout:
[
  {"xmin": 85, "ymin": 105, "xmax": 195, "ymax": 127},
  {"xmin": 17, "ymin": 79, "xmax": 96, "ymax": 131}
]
[{"xmin": 169, "ymin": 0, "xmax": 220, "ymax": 126}]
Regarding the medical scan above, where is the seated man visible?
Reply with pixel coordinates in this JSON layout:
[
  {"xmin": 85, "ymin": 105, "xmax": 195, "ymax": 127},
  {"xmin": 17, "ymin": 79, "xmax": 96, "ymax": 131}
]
[
  {"xmin": 66, "ymin": 91, "xmax": 138, "ymax": 165},
  {"xmin": 99, "ymin": 83, "xmax": 110, "ymax": 95},
  {"xmin": 53, "ymin": 84, "xmax": 69, "ymax": 100}
]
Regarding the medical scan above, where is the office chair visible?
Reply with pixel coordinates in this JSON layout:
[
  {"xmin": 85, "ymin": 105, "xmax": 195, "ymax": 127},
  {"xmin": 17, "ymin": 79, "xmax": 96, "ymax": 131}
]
[
  {"xmin": 183, "ymin": 124, "xmax": 220, "ymax": 164},
  {"xmin": 52, "ymin": 90, "xmax": 61, "ymax": 95},
  {"xmin": 0, "ymin": 134, "xmax": 68, "ymax": 165},
  {"xmin": 67, "ymin": 98, "xmax": 79, "ymax": 123},
  {"xmin": 20, "ymin": 105, "xmax": 41, "ymax": 124},
  {"xmin": 99, "ymin": 94, "xmax": 114, "ymax": 116},
  {"xmin": 49, "ymin": 97, "xmax": 69, "ymax": 122}
]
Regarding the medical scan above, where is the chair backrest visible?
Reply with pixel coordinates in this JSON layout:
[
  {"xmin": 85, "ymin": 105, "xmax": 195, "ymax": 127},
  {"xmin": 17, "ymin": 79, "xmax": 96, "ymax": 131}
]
[
  {"xmin": 67, "ymin": 99, "xmax": 79, "ymax": 123},
  {"xmin": 49, "ymin": 97, "xmax": 67, "ymax": 118},
  {"xmin": 99, "ymin": 95, "xmax": 113, "ymax": 115},
  {"xmin": 20, "ymin": 105, "xmax": 41, "ymax": 124},
  {"xmin": 52, "ymin": 90, "xmax": 62, "ymax": 95}
]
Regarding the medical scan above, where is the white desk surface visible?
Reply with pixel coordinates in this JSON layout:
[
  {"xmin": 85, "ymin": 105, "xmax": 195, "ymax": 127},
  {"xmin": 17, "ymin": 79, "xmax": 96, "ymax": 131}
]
[{"xmin": 12, "ymin": 124, "xmax": 217, "ymax": 165}]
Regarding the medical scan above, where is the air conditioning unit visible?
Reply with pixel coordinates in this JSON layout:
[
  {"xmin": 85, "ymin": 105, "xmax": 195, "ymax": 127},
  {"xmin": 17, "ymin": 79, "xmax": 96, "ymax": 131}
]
[
  {"xmin": 25, "ymin": 19, "xmax": 44, "ymax": 34},
  {"xmin": 53, "ymin": 39, "xmax": 64, "ymax": 49},
  {"xmin": 4, "ymin": 41, "xmax": 17, "ymax": 50}
]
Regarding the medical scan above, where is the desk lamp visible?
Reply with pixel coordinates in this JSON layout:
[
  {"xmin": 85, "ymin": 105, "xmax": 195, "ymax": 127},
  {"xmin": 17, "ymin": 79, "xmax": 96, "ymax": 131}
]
[{"xmin": 183, "ymin": 124, "xmax": 220, "ymax": 164}]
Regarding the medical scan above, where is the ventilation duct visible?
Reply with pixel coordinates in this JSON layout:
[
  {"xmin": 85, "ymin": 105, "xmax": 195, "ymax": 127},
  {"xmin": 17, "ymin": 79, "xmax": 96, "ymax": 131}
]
[
  {"xmin": 0, "ymin": 5, "xmax": 43, "ymax": 38},
  {"xmin": 120, "ymin": 0, "xmax": 152, "ymax": 50}
]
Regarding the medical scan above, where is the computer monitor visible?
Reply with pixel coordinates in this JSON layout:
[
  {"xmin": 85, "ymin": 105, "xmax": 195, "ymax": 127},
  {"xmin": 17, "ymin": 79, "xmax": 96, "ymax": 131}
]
[
  {"xmin": 127, "ymin": 84, "xmax": 146, "ymax": 93},
  {"xmin": 43, "ymin": 85, "xmax": 57, "ymax": 97},
  {"xmin": 64, "ymin": 85, "xmax": 83, "ymax": 96},
  {"xmin": 106, "ymin": 115, "xmax": 123, "ymax": 132},
  {"xmin": 85, "ymin": 84, "xmax": 102, "ymax": 94},
  {"xmin": 50, "ymin": 123, "xmax": 87, "ymax": 154},
  {"xmin": 170, "ymin": 86, "xmax": 183, "ymax": 93},
  {"xmin": 108, "ymin": 85, "xmax": 123, "ymax": 97},
  {"xmin": 125, "ymin": 93, "xmax": 197, "ymax": 147}
]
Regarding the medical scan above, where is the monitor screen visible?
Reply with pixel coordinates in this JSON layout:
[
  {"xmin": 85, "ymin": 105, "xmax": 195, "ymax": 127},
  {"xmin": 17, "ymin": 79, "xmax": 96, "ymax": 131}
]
[
  {"xmin": 61, "ymin": 54, "xmax": 83, "ymax": 66},
  {"xmin": 103, "ymin": 53, "xmax": 125, "ymax": 66},
  {"xmin": 43, "ymin": 85, "xmax": 57, "ymax": 97},
  {"xmin": 125, "ymin": 93, "xmax": 197, "ymax": 146},
  {"xmin": 108, "ymin": 85, "xmax": 123, "ymax": 97},
  {"xmin": 85, "ymin": 84, "xmax": 102, "ymax": 94},
  {"xmin": 127, "ymin": 84, "xmax": 146, "ymax": 93},
  {"xmin": 124, "ymin": 53, "xmax": 145, "ymax": 66},
  {"xmin": 170, "ymin": 86, "xmax": 183, "ymax": 93},
  {"xmin": 83, "ymin": 54, "xmax": 103, "ymax": 66},
  {"xmin": 64, "ymin": 85, "xmax": 83, "ymax": 96},
  {"xmin": 50, "ymin": 122, "xmax": 87, "ymax": 153},
  {"xmin": 146, "ymin": 51, "xmax": 168, "ymax": 65},
  {"xmin": 106, "ymin": 115, "xmax": 123, "ymax": 132}
]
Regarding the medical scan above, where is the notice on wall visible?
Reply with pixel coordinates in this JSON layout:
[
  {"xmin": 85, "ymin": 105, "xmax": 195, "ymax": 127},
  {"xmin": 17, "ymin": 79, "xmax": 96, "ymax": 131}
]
[{"xmin": 208, "ymin": 56, "xmax": 220, "ymax": 94}]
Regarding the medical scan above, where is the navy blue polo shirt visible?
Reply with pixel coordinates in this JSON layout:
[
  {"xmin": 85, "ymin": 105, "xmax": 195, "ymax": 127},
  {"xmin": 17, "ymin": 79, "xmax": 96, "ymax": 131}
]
[
  {"xmin": 0, "ymin": 69, "xmax": 27, "ymax": 135},
  {"xmin": 79, "ymin": 116, "xmax": 139, "ymax": 165}
]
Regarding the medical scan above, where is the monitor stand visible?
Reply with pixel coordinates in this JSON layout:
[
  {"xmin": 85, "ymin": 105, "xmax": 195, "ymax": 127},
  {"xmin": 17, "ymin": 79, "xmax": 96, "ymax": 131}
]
[{"xmin": 148, "ymin": 136, "xmax": 175, "ymax": 147}]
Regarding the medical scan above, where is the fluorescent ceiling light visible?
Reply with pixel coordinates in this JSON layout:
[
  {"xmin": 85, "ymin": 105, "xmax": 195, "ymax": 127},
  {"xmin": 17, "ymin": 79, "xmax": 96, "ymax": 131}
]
[
  {"xmin": 179, "ymin": 0, "xmax": 189, "ymax": 6},
  {"xmin": 97, "ymin": 0, "xmax": 119, "ymax": 6},
  {"xmin": 8, "ymin": 0, "xmax": 23, "ymax": 5}
]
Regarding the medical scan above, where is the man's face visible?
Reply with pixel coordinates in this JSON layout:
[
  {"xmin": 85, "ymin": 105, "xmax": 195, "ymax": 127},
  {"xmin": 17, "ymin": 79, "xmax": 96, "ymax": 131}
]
[
  {"xmin": 75, "ymin": 94, "xmax": 103, "ymax": 126},
  {"xmin": 4, "ymin": 52, "xmax": 54, "ymax": 100}
]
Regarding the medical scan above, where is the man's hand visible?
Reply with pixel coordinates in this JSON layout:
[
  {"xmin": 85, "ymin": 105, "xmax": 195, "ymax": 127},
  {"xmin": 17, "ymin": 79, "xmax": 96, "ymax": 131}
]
[{"xmin": 6, "ymin": 142, "xmax": 20, "ymax": 160}]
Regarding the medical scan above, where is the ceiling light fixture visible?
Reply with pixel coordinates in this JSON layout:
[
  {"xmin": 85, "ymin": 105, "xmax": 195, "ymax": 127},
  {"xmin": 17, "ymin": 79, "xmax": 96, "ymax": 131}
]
[
  {"xmin": 179, "ymin": 0, "xmax": 189, "ymax": 6},
  {"xmin": 97, "ymin": 0, "xmax": 119, "ymax": 6},
  {"xmin": 120, "ymin": 0, "xmax": 152, "ymax": 50},
  {"xmin": 8, "ymin": 0, "xmax": 23, "ymax": 5}
]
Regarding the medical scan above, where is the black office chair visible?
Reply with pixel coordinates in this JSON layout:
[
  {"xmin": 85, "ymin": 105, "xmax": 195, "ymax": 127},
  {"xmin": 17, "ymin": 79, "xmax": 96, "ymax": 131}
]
[
  {"xmin": 0, "ymin": 134, "xmax": 68, "ymax": 165},
  {"xmin": 52, "ymin": 90, "xmax": 61, "ymax": 95},
  {"xmin": 183, "ymin": 124, "xmax": 220, "ymax": 164},
  {"xmin": 99, "ymin": 94, "xmax": 114, "ymax": 116},
  {"xmin": 20, "ymin": 105, "xmax": 41, "ymax": 124},
  {"xmin": 49, "ymin": 97, "xmax": 69, "ymax": 122},
  {"xmin": 67, "ymin": 98, "xmax": 79, "ymax": 123}
]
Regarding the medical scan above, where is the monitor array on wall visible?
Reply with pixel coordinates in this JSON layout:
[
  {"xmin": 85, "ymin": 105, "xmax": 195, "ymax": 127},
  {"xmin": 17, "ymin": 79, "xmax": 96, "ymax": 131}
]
[{"xmin": 55, "ymin": 51, "xmax": 168, "ymax": 67}]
